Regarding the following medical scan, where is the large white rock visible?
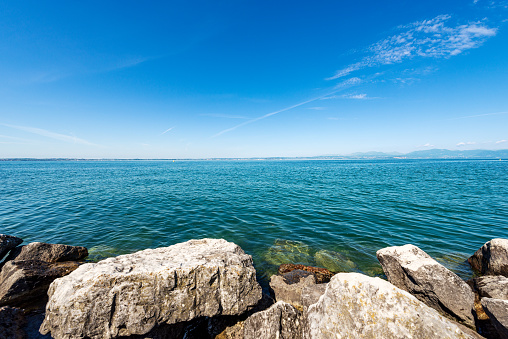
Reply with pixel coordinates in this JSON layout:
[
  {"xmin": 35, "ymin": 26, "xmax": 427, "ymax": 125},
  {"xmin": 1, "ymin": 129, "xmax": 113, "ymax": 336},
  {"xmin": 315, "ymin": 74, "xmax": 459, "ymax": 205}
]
[
  {"xmin": 306, "ymin": 273, "xmax": 479, "ymax": 339},
  {"xmin": 377, "ymin": 244, "xmax": 475, "ymax": 326},
  {"xmin": 40, "ymin": 239, "xmax": 262, "ymax": 339}
]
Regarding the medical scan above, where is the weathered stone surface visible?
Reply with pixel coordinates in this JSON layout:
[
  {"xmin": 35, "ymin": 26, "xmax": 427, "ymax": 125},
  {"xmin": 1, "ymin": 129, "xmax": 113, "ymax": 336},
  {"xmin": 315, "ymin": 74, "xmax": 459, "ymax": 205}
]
[
  {"xmin": 469, "ymin": 239, "xmax": 508, "ymax": 277},
  {"xmin": 278, "ymin": 264, "xmax": 333, "ymax": 284},
  {"xmin": 0, "ymin": 306, "xmax": 26, "ymax": 339},
  {"xmin": 282, "ymin": 269, "xmax": 313, "ymax": 284},
  {"xmin": 377, "ymin": 244, "xmax": 475, "ymax": 327},
  {"xmin": 474, "ymin": 276, "xmax": 508, "ymax": 300},
  {"xmin": 269, "ymin": 274, "xmax": 326, "ymax": 310},
  {"xmin": 6, "ymin": 242, "xmax": 88, "ymax": 263},
  {"xmin": 306, "ymin": 273, "xmax": 480, "ymax": 339},
  {"xmin": 481, "ymin": 298, "xmax": 508, "ymax": 338},
  {"xmin": 40, "ymin": 238, "xmax": 262, "ymax": 339},
  {"xmin": 0, "ymin": 234, "xmax": 23, "ymax": 260},
  {"xmin": 216, "ymin": 301, "xmax": 302, "ymax": 339},
  {"xmin": 0, "ymin": 260, "xmax": 79, "ymax": 309}
]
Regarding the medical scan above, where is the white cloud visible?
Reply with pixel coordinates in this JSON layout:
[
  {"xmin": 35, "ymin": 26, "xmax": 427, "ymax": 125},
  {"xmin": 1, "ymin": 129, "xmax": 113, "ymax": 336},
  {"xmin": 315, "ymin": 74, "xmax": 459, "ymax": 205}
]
[
  {"xmin": 421, "ymin": 143, "xmax": 435, "ymax": 147},
  {"xmin": 328, "ymin": 15, "xmax": 497, "ymax": 79},
  {"xmin": 496, "ymin": 139, "xmax": 507, "ymax": 144},
  {"xmin": 457, "ymin": 141, "xmax": 477, "ymax": 146},
  {"xmin": 1, "ymin": 123, "xmax": 98, "ymax": 146},
  {"xmin": 308, "ymin": 107, "xmax": 326, "ymax": 110},
  {"xmin": 322, "ymin": 93, "xmax": 377, "ymax": 100}
]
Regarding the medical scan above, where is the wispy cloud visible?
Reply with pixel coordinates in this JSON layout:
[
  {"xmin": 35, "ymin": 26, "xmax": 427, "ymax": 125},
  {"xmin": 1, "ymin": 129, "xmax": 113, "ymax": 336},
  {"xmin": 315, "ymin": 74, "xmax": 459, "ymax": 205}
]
[
  {"xmin": 322, "ymin": 93, "xmax": 378, "ymax": 100},
  {"xmin": 457, "ymin": 141, "xmax": 477, "ymax": 146},
  {"xmin": 1, "ymin": 124, "xmax": 98, "ymax": 146},
  {"xmin": 161, "ymin": 127, "xmax": 175, "ymax": 135},
  {"xmin": 449, "ymin": 111, "xmax": 508, "ymax": 120},
  {"xmin": 200, "ymin": 113, "xmax": 249, "ymax": 119},
  {"xmin": 496, "ymin": 139, "xmax": 507, "ymax": 144},
  {"xmin": 420, "ymin": 143, "xmax": 435, "ymax": 147},
  {"xmin": 328, "ymin": 15, "xmax": 497, "ymax": 79},
  {"xmin": 308, "ymin": 107, "xmax": 327, "ymax": 110}
]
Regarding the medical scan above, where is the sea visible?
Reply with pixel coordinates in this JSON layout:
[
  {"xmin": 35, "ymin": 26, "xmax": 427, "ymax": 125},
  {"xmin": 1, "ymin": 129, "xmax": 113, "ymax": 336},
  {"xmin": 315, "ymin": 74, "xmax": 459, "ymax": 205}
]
[{"xmin": 1, "ymin": 159, "xmax": 507, "ymax": 286}]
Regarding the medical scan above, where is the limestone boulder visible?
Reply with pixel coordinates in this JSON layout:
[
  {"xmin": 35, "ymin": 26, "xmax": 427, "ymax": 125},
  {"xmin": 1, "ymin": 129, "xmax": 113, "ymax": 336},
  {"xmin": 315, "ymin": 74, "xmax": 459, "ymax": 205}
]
[
  {"xmin": 481, "ymin": 298, "xmax": 508, "ymax": 338},
  {"xmin": 474, "ymin": 275, "xmax": 508, "ymax": 300},
  {"xmin": 6, "ymin": 242, "xmax": 88, "ymax": 263},
  {"xmin": 306, "ymin": 273, "xmax": 481, "ymax": 339},
  {"xmin": 0, "ymin": 260, "xmax": 79, "ymax": 309},
  {"xmin": 377, "ymin": 244, "xmax": 475, "ymax": 327},
  {"xmin": 469, "ymin": 239, "xmax": 508, "ymax": 277},
  {"xmin": 0, "ymin": 234, "xmax": 23, "ymax": 260},
  {"xmin": 216, "ymin": 301, "xmax": 302, "ymax": 339},
  {"xmin": 269, "ymin": 274, "xmax": 326, "ymax": 310},
  {"xmin": 40, "ymin": 238, "xmax": 262, "ymax": 339}
]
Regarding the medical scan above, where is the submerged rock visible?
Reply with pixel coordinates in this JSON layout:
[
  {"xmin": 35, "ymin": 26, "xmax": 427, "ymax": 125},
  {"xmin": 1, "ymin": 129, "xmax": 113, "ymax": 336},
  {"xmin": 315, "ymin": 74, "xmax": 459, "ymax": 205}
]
[
  {"xmin": 264, "ymin": 240, "xmax": 313, "ymax": 266},
  {"xmin": 377, "ymin": 244, "xmax": 475, "ymax": 327},
  {"xmin": 40, "ymin": 238, "xmax": 262, "ymax": 339},
  {"xmin": 481, "ymin": 298, "xmax": 508, "ymax": 338},
  {"xmin": 469, "ymin": 239, "xmax": 508, "ymax": 277},
  {"xmin": 0, "ymin": 234, "xmax": 23, "ymax": 261},
  {"xmin": 314, "ymin": 249, "xmax": 358, "ymax": 273},
  {"xmin": 0, "ymin": 260, "xmax": 79, "ymax": 309},
  {"xmin": 474, "ymin": 276, "xmax": 508, "ymax": 300},
  {"xmin": 6, "ymin": 242, "xmax": 88, "ymax": 263},
  {"xmin": 278, "ymin": 264, "xmax": 333, "ymax": 284},
  {"xmin": 306, "ymin": 273, "xmax": 480, "ymax": 339}
]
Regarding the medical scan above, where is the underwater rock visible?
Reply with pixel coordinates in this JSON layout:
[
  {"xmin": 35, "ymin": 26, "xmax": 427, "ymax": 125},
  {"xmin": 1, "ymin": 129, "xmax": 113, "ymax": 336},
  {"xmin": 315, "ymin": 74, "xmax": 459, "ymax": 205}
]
[
  {"xmin": 264, "ymin": 240, "xmax": 313, "ymax": 266},
  {"xmin": 377, "ymin": 244, "xmax": 475, "ymax": 327},
  {"xmin": 469, "ymin": 239, "xmax": 508, "ymax": 277},
  {"xmin": 314, "ymin": 249, "xmax": 358, "ymax": 273},
  {"xmin": 40, "ymin": 238, "xmax": 262, "ymax": 339}
]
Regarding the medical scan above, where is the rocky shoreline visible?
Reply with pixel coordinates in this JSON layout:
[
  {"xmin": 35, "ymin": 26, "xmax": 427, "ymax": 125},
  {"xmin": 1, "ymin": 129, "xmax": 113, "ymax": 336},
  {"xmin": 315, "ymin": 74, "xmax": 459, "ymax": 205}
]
[{"xmin": 1, "ymin": 234, "xmax": 507, "ymax": 338}]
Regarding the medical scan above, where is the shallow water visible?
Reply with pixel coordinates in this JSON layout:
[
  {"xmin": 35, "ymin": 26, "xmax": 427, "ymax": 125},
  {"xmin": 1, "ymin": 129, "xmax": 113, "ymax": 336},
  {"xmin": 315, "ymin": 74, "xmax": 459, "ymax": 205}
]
[{"xmin": 1, "ymin": 159, "xmax": 507, "ymax": 285}]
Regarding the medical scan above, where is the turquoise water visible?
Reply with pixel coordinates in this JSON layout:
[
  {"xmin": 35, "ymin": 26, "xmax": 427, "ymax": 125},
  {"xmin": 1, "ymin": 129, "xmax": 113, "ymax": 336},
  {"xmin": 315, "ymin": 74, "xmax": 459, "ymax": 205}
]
[{"xmin": 1, "ymin": 159, "xmax": 507, "ymax": 284}]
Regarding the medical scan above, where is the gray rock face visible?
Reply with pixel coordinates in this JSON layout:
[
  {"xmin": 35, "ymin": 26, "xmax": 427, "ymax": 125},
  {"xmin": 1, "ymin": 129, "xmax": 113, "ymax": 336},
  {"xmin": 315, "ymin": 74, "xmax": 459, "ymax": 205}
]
[
  {"xmin": 306, "ymin": 273, "xmax": 479, "ymax": 339},
  {"xmin": 0, "ymin": 260, "xmax": 79, "ymax": 308},
  {"xmin": 377, "ymin": 244, "xmax": 475, "ymax": 327},
  {"xmin": 481, "ymin": 298, "xmax": 508, "ymax": 339},
  {"xmin": 217, "ymin": 301, "xmax": 302, "ymax": 339},
  {"xmin": 269, "ymin": 274, "xmax": 326, "ymax": 310},
  {"xmin": 0, "ymin": 306, "xmax": 26, "ymax": 339},
  {"xmin": 0, "ymin": 234, "xmax": 23, "ymax": 260},
  {"xmin": 6, "ymin": 242, "xmax": 88, "ymax": 263},
  {"xmin": 40, "ymin": 238, "xmax": 262, "ymax": 339},
  {"xmin": 469, "ymin": 239, "xmax": 508, "ymax": 277},
  {"xmin": 474, "ymin": 276, "xmax": 508, "ymax": 300}
]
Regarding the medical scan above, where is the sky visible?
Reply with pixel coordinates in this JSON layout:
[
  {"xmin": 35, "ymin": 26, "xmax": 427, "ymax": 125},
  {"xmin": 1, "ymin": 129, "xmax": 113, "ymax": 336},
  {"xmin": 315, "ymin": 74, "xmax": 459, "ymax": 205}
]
[{"xmin": 0, "ymin": 0, "xmax": 507, "ymax": 159}]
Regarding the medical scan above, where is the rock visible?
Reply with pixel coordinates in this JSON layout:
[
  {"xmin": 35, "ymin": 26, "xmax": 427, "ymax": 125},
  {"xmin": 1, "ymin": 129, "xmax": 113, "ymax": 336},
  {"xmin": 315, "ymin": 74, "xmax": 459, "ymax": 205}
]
[
  {"xmin": 264, "ymin": 240, "xmax": 313, "ymax": 266},
  {"xmin": 269, "ymin": 274, "xmax": 326, "ymax": 310},
  {"xmin": 0, "ymin": 260, "xmax": 79, "ymax": 309},
  {"xmin": 6, "ymin": 242, "xmax": 88, "ymax": 263},
  {"xmin": 377, "ymin": 244, "xmax": 475, "ymax": 327},
  {"xmin": 469, "ymin": 239, "xmax": 508, "ymax": 276},
  {"xmin": 40, "ymin": 238, "xmax": 262, "ymax": 339},
  {"xmin": 474, "ymin": 276, "xmax": 508, "ymax": 300},
  {"xmin": 481, "ymin": 298, "xmax": 508, "ymax": 338},
  {"xmin": 0, "ymin": 234, "xmax": 23, "ymax": 260},
  {"xmin": 282, "ymin": 269, "xmax": 313, "ymax": 284},
  {"xmin": 278, "ymin": 264, "xmax": 333, "ymax": 284},
  {"xmin": 306, "ymin": 273, "xmax": 481, "ymax": 339},
  {"xmin": 314, "ymin": 249, "xmax": 358, "ymax": 273},
  {"xmin": 0, "ymin": 306, "xmax": 26, "ymax": 339},
  {"xmin": 216, "ymin": 301, "xmax": 303, "ymax": 339}
]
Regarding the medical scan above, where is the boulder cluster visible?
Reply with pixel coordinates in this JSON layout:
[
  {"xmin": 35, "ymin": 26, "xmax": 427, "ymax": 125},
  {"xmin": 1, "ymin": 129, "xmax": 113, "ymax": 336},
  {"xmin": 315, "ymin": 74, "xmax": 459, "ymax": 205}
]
[{"xmin": 0, "ymin": 234, "xmax": 507, "ymax": 339}]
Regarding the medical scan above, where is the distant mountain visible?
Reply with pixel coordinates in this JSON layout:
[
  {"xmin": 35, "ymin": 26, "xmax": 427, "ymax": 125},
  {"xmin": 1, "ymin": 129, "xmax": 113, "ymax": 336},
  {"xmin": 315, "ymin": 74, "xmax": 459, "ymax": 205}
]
[{"xmin": 337, "ymin": 149, "xmax": 508, "ymax": 159}]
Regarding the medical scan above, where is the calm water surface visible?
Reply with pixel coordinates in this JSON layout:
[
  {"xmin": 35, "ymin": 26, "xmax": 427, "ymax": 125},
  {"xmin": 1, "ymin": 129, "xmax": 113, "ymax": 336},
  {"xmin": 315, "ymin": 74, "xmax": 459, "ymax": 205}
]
[{"xmin": 1, "ymin": 159, "xmax": 507, "ymax": 285}]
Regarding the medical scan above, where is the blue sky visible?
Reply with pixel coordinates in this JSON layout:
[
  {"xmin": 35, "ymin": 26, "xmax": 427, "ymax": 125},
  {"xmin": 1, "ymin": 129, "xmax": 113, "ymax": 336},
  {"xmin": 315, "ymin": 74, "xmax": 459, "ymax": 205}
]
[{"xmin": 1, "ymin": 0, "xmax": 507, "ymax": 158}]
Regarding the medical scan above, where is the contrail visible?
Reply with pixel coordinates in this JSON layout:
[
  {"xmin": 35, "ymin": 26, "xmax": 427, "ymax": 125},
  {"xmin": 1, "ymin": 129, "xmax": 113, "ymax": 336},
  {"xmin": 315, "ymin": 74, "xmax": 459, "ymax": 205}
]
[
  {"xmin": 161, "ymin": 127, "xmax": 174, "ymax": 135},
  {"xmin": 448, "ymin": 111, "xmax": 508, "ymax": 120},
  {"xmin": 212, "ymin": 88, "xmax": 346, "ymax": 138}
]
